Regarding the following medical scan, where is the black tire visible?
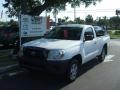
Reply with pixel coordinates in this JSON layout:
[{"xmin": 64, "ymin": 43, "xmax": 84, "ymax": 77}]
[
  {"xmin": 66, "ymin": 59, "xmax": 79, "ymax": 82},
  {"xmin": 98, "ymin": 47, "xmax": 106, "ymax": 62}
]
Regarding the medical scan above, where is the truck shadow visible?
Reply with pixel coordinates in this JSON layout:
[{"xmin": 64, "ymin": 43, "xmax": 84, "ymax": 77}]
[
  {"xmin": 79, "ymin": 58, "xmax": 100, "ymax": 76},
  {"xmin": 0, "ymin": 58, "xmax": 101, "ymax": 90}
]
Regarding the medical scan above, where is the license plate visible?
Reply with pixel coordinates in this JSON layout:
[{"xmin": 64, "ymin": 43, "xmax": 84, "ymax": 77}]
[{"xmin": 30, "ymin": 51, "xmax": 36, "ymax": 56}]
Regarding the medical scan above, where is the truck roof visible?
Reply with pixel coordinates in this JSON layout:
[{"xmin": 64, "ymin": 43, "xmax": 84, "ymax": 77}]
[{"xmin": 58, "ymin": 24, "xmax": 92, "ymax": 28}]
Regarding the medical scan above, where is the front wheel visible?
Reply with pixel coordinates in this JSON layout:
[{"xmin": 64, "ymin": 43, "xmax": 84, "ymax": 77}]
[
  {"xmin": 98, "ymin": 48, "xmax": 106, "ymax": 62},
  {"xmin": 66, "ymin": 60, "xmax": 79, "ymax": 82}
]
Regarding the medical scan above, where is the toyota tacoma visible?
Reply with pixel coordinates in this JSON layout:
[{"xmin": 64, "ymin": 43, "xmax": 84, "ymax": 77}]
[{"xmin": 18, "ymin": 24, "xmax": 110, "ymax": 81}]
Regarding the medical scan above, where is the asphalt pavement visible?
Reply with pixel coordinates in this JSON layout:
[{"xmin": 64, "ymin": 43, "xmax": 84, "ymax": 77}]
[{"xmin": 0, "ymin": 39, "xmax": 120, "ymax": 90}]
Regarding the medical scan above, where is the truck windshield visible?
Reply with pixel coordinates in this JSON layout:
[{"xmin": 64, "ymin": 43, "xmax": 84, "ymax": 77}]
[{"xmin": 45, "ymin": 27, "xmax": 83, "ymax": 40}]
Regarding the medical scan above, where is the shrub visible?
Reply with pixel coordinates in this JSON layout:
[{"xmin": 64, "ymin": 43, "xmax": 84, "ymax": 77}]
[
  {"xmin": 114, "ymin": 31, "xmax": 120, "ymax": 35},
  {"xmin": 108, "ymin": 31, "xmax": 112, "ymax": 34}
]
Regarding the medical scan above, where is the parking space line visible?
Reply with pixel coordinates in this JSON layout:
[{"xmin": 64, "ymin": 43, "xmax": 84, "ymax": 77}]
[
  {"xmin": 104, "ymin": 55, "xmax": 115, "ymax": 62},
  {"xmin": 9, "ymin": 70, "xmax": 24, "ymax": 77}
]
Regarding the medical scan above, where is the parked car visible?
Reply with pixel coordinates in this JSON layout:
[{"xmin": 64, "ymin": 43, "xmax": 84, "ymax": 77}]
[
  {"xmin": 0, "ymin": 25, "xmax": 19, "ymax": 47},
  {"xmin": 93, "ymin": 26, "xmax": 108, "ymax": 37},
  {"xmin": 18, "ymin": 24, "xmax": 110, "ymax": 81}
]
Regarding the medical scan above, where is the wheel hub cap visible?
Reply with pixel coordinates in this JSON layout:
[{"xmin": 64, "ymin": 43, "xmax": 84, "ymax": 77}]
[{"xmin": 70, "ymin": 63, "xmax": 78, "ymax": 80}]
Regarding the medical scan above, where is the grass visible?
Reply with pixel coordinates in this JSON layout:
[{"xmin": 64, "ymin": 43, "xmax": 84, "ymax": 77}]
[
  {"xmin": 108, "ymin": 30, "xmax": 120, "ymax": 39},
  {"xmin": 0, "ymin": 50, "xmax": 17, "ymax": 67},
  {"xmin": 109, "ymin": 34, "xmax": 120, "ymax": 39}
]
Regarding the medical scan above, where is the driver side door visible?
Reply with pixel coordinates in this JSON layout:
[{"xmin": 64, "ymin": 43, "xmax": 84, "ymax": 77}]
[{"xmin": 83, "ymin": 27, "xmax": 97, "ymax": 62}]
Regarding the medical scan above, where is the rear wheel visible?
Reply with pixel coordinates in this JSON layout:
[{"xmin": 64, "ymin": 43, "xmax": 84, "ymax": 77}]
[{"xmin": 98, "ymin": 48, "xmax": 106, "ymax": 62}]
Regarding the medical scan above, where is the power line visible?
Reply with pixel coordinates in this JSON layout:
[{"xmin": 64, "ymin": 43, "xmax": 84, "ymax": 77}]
[
  {"xmin": 60, "ymin": 9, "xmax": 120, "ymax": 13},
  {"xmin": 66, "ymin": 9, "xmax": 120, "ymax": 11},
  {"xmin": 62, "ymin": 10, "xmax": 116, "ymax": 13}
]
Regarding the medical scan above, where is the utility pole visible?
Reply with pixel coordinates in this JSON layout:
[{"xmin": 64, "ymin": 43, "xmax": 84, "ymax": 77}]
[
  {"xmin": 74, "ymin": 6, "xmax": 76, "ymax": 21},
  {"xmin": 73, "ymin": 0, "xmax": 76, "ymax": 21},
  {"xmin": 54, "ymin": 8, "xmax": 57, "ymax": 26}
]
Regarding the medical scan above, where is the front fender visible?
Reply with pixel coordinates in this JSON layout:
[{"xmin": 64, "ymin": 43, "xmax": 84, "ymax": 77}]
[{"xmin": 63, "ymin": 45, "xmax": 81, "ymax": 60}]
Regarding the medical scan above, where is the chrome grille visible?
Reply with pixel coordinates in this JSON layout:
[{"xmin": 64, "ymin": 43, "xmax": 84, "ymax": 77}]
[{"xmin": 23, "ymin": 46, "xmax": 49, "ymax": 60}]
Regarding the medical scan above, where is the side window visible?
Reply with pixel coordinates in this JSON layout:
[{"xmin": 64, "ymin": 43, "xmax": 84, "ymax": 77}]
[{"xmin": 84, "ymin": 27, "xmax": 94, "ymax": 41}]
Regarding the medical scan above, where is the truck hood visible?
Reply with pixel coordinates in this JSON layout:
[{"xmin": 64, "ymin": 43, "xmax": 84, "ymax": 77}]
[{"xmin": 23, "ymin": 38, "xmax": 81, "ymax": 50}]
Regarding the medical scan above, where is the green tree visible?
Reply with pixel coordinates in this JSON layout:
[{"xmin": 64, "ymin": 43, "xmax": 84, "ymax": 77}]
[
  {"xmin": 109, "ymin": 16, "xmax": 120, "ymax": 29},
  {"xmin": 85, "ymin": 15, "xmax": 93, "ymax": 25},
  {"xmin": 0, "ymin": 21, "xmax": 8, "ymax": 26},
  {"xmin": 3, "ymin": 0, "xmax": 101, "ymax": 17},
  {"xmin": 95, "ymin": 16, "xmax": 109, "ymax": 29},
  {"xmin": 67, "ymin": 20, "xmax": 74, "ymax": 24},
  {"xmin": 58, "ymin": 18, "xmax": 65, "ymax": 24},
  {"xmin": 58, "ymin": 16, "xmax": 69, "ymax": 24},
  {"xmin": 64, "ymin": 16, "xmax": 69, "ymax": 22},
  {"xmin": 8, "ymin": 19, "xmax": 18, "ymax": 26},
  {"xmin": 74, "ymin": 17, "xmax": 84, "ymax": 24}
]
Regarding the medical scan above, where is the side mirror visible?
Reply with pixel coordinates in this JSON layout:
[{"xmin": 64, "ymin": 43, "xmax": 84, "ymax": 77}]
[
  {"xmin": 84, "ymin": 34, "xmax": 94, "ymax": 41},
  {"xmin": 96, "ymin": 30, "xmax": 104, "ymax": 36}
]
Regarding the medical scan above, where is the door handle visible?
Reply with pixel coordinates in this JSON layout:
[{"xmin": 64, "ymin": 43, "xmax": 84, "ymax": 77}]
[{"xmin": 94, "ymin": 41, "xmax": 97, "ymax": 44}]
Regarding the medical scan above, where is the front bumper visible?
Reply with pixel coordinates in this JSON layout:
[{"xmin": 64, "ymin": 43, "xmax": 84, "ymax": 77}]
[{"xmin": 18, "ymin": 56, "xmax": 70, "ymax": 73}]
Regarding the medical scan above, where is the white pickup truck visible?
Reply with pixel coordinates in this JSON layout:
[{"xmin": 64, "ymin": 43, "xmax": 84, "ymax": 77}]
[{"xmin": 19, "ymin": 24, "xmax": 110, "ymax": 81}]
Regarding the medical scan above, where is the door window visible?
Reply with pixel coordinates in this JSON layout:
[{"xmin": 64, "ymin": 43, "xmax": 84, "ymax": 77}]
[{"xmin": 84, "ymin": 27, "xmax": 94, "ymax": 41}]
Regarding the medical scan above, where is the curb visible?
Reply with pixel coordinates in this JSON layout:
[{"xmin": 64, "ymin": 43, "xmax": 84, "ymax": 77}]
[
  {"xmin": 0, "ymin": 64, "xmax": 19, "ymax": 74},
  {"xmin": 0, "ymin": 49, "xmax": 12, "ymax": 53}
]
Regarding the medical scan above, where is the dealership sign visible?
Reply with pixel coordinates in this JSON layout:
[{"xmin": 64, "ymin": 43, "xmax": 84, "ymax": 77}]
[{"xmin": 20, "ymin": 15, "xmax": 47, "ymax": 37}]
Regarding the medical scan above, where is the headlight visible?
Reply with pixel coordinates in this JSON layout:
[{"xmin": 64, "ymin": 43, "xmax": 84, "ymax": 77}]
[{"xmin": 48, "ymin": 50, "xmax": 65, "ymax": 60}]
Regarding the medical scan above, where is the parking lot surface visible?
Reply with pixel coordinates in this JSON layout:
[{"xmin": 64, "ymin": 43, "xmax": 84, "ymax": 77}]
[{"xmin": 0, "ymin": 39, "xmax": 120, "ymax": 90}]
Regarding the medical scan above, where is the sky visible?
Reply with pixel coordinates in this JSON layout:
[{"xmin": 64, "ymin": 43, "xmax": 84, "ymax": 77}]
[
  {"xmin": 0, "ymin": 0, "xmax": 120, "ymax": 21},
  {"xmin": 56, "ymin": 0, "xmax": 120, "ymax": 20}
]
